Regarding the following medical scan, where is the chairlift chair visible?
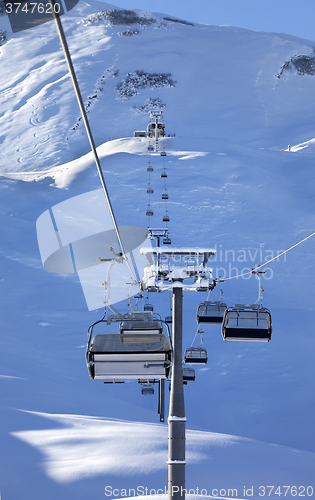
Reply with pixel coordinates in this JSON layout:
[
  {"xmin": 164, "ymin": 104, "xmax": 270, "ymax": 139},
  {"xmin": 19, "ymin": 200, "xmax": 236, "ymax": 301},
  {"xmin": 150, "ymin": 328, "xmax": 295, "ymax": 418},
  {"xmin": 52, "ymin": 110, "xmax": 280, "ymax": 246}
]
[
  {"xmin": 161, "ymin": 193, "xmax": 169, "ymax": 200},
  {"xmin": 157, "ymin": 123, "xmax": 166, "ymax": 137},
  {"xmin": 163, "ymin": 237, "xmax": 171, "ymax": 245},
  {"xmin": 86, "ymin": 330, "xmax": 171, "ymax": 380},
  {"xmin": 147, "ymin": 187, "xmax": 154, "ymax": 194},
  {"xmin": 141, "ymin": 384, "xmax": 155, "ymax": 395},
  {"xmin": 222, "ymin": 305, "xmax": 272, "ymax": 341},
  {"xmin": 144, "ymin": 303, "xmax": 154, "ymax": 312},
  {"xmin": 221, "ymin": 270, "xmax": 272, "ymax": 341},
  {"xmin": 197, "ymin": 279, "xmax": 227, "ymax": 324},
  {"xmin": 162, "ymin": 214, "xmax": 170, "ymax": 222},
  {"xmin": 147, "ymin": 164, "xmax": 153, "ymax": 172},
  {"xmin": 184, "ymin": 326, "xmax": 207, "ymax": 364},
  {"xmin": 197, "ymin": 301, "xmax": 227, "ymax": 325},
  {"xmin": 119, "ymin": 318, "xmax": 163, "ymax": 335},
  {"xmin": 160, "ymin": 151, "xmax": 167, "ymax": 156},
  {"xmin": 161, "ymin": 171, "xmax": 167, "ymax": 178},
  {"xmin": 182, "ymin": 366, "xmax": 195, "ymax": 382},
  {"xmin": 165, "ymin": 316, "xmax": 172, "ymax": 323},
  {"xmin": 147, "ymin": 123, "xmax": 155, "ymax": 138},
  {"xmin": 184, "ymin": 346, "xmax": 207, "ymax": 364},
  {"xmin": 146, "ymin": 209, "xmax": 154, "ymax": 217}
]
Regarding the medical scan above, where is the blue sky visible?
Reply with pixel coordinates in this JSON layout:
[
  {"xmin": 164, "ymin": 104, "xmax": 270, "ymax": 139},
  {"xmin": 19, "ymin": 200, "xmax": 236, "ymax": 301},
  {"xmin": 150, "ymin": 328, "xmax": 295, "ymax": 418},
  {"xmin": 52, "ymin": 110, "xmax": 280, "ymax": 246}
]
[{"xmin": 103, "ymin": 0, "xmax": 315, "ymax": 41}]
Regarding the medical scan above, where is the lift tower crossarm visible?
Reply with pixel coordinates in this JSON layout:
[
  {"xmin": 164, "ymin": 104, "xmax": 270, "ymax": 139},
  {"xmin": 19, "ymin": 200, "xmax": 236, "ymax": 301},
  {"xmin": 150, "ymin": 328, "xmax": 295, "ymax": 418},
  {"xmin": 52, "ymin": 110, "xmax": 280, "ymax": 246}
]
[
  {"xmin": 140, "ymin": 247, "xmax": 216, "ymax": 255},
  {"xmin": 140, "ymin": 247, "xmax": 216, "ymax": 292}
]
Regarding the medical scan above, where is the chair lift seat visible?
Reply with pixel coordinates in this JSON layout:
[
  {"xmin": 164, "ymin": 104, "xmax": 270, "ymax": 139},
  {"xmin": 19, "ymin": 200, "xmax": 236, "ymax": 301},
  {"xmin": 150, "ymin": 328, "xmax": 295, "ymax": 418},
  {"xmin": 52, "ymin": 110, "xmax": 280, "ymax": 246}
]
[
  {"xmin": 163, "ymin": 237, "xmax": 172, "ymax": 245},
  {"xmin": 222, "ymin": 305, "xmax": 272, "ymax": 341},
  {"xmin": 144, "ymin": 304, "xmax": 154, "ymax": 312},
  {"xmin": 182, "ymin": 366, "xmax": 195, "ymax": 382},
  {"xmin": 184, "ymin": 346, "xmax": 208, "ymax": 364},
  {"xmin": 119, "ymin": 319, "xmax": 163, "ymax": 335},
  {"xmin": 87, "ymin": 333, "xmax": 171, "ymax": 379},
  {"xmin": 196, "ymin": 301, "xmax": 227, "ymax": 324},
  {"xmin": 142, "ymin": 384, "xmax": 155, "ymax": 395}
]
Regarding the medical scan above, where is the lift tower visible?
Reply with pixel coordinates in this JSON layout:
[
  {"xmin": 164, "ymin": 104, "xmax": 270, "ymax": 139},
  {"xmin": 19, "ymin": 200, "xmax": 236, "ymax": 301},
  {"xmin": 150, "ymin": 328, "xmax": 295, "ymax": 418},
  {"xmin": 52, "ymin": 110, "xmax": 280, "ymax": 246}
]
[{"xmin": 140, "ymin": 247, "xmax": 216, "ymax": 500}]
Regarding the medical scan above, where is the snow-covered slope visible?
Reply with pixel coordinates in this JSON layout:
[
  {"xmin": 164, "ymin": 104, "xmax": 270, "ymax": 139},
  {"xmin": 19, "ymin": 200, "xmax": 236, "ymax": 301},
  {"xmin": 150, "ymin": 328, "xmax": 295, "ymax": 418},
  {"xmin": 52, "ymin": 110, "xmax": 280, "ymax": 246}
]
[{"xmin": 0, "ymin": 2, "xmax": 315, "ymax": 499}]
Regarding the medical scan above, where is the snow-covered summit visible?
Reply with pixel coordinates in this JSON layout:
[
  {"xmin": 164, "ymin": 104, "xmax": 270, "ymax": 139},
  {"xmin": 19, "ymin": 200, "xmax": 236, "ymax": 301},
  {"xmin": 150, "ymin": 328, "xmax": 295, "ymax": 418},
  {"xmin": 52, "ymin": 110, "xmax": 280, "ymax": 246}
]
[{"xmin": 1, "ymin": 0, "xmax": 315, "ymax": 177}]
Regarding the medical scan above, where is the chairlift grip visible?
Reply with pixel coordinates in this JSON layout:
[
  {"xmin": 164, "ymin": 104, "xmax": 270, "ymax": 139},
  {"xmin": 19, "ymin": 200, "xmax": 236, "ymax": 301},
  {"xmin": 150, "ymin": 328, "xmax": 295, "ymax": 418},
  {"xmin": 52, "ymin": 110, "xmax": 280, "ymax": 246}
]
[
  {"xmin": 159, "ymin": 319, "xmax": 173, "ymax": 352},
  {"xmin": 86, "ymin": 313, "xmax": 107, "ymax": 363}
]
